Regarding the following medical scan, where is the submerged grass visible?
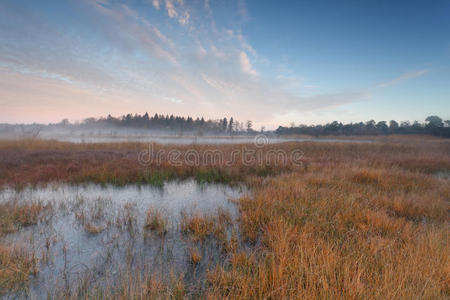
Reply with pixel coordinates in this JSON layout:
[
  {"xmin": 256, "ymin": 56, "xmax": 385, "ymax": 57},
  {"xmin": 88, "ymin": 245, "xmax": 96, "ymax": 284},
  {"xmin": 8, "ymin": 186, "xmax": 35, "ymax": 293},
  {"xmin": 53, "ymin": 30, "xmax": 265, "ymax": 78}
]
[{"xmin": 144, "ymin": 208, "xmax": 168, "ymax": 236}]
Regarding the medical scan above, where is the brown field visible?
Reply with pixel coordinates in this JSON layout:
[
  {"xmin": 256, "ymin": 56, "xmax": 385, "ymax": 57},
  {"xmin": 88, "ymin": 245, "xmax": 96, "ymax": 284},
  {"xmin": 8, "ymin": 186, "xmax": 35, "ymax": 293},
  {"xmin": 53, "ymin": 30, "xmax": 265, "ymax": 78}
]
[{"xmin": 0, "ymin": 137, "xmax": 449, "ymax": 299}]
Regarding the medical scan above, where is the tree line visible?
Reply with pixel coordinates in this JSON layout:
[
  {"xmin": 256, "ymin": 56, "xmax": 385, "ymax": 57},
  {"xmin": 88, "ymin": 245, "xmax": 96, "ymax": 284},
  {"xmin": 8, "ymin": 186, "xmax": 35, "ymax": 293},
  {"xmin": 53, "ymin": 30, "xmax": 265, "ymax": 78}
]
[
  {"xmin": 55, "ymin": 113, "xmax": 450, "ymax": 137},
  {"xmin": 63, "ymin": 113, "xmax": 248, "ymax": 135},
  {"xmin": 275, "ymin": 116, "xmax": 450, "ymax": 137}
]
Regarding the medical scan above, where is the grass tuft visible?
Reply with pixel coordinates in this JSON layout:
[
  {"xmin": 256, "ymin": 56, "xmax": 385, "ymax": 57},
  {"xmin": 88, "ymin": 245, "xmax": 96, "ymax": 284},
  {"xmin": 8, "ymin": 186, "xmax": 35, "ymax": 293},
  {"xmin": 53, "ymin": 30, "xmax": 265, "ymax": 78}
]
[
  {"xmin": 144, "ymin": 208, "xmax": 168, "ymax": 236},
  {"xmin": 0, "ymin": 244, "xmax": 37, "ymax": 294}
]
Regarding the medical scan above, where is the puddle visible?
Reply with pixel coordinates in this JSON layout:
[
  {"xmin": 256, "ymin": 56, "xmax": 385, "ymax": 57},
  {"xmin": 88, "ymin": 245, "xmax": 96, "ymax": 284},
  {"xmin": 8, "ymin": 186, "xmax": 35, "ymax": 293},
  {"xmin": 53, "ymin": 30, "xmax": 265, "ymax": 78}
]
[{"xmin": 0, "ymin": 181, "xmax": 245, "ymax": 298}]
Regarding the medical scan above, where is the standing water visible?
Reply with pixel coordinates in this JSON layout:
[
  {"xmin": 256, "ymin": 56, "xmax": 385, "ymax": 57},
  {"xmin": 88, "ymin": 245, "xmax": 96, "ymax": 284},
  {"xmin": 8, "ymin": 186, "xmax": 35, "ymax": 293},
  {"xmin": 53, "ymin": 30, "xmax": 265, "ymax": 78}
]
[{"xmin": 0, "ymin": 180, "xmax": 245, "ymax": 298}]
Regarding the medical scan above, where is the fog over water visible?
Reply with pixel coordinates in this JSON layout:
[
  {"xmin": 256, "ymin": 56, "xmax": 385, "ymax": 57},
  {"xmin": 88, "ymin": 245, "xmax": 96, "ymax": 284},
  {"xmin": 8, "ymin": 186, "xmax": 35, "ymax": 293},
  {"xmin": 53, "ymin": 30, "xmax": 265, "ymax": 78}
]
[{"xmin": 0, "ymin": 124, "xmax": 372, "ymax": 144}]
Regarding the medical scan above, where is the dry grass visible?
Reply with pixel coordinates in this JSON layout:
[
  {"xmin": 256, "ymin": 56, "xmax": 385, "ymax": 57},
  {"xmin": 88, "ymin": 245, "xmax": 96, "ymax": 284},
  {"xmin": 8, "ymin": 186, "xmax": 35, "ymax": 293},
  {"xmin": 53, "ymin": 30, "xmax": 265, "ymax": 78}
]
[
  {"xmin": 0, "ymin": 201, "xmax": 49, "ymax": 236},
  {"xmin": 181, "ymin": 213, "xmax": 215, "ymax": 242},
  {"xmin": 0, "ymin": 244, "xmax": 37, "ymax": 294},
  {"xmin": 1, "ymin": 138, "xmax": 449, "ymax": 188},
  {"xmin": 0, "ymin": 137, "xmax": 449, "ymax": 298},
  {"xmin": 83, "ymin": 223, "xmax": 105, "ymax": 234},
  {"xmin": 55, "ymin": 268, "xmax": 186, "ymax": 300},
  {"xmin": 0, "ymin": 139, "xmax": 298, "ymax": 187},
  {"xmin": 181, "ymin": 208, "xmax": 233, "ymax": 243},
  {"xmin": 73, "ymin": 197, "xmax": 109, "ymax": 234},
  {"xmin": 189, "ymin": 247, "xmax": 202, "ymax": 265},
  {"xmin": 207, "ymin": 167, "xmax": 450, "ymax": 299},
  {"xmin": 144, "ymin": 208, "xmax": 168, "ymax": 236}
]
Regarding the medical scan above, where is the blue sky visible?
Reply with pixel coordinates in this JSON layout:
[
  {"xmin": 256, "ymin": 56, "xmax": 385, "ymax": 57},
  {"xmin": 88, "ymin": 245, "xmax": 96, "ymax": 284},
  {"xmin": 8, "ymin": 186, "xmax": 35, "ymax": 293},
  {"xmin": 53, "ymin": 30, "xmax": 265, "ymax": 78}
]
[{"xmin": 0, "ymin": 0, "xmax": 449, "ymax": 128}]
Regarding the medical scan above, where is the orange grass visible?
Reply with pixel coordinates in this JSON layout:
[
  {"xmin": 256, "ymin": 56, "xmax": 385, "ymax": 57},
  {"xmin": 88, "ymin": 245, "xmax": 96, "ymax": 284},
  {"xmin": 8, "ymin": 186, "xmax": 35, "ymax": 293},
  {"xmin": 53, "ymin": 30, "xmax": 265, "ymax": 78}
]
[
  {"xmin": 0, "ymin": 244, "xmax": 37, "ymax": 294},
  {"xmin": 181, "ymin": 208, "xmax": 233, "ymax": 243},
  {"xmin": 207, "ymin": 167, "xmax": 450, "ymax": 299},
  {"xmin": 181, "ymin": 213, "xmax": 216, "ymax": 242},
  {"xmin": 144, "ymin": 208, "xmax": 168, "ymax": 236},
  {"xmin": 189, "ymin": 246, "xmax": 202, "ymax": 265},
  {"xmin": 2, "ymin": 138, "xmax": 449, "ymax": 188},
  {"xmin": 0, "ymin": 201, "xmax": 49, "ymax": 236}
]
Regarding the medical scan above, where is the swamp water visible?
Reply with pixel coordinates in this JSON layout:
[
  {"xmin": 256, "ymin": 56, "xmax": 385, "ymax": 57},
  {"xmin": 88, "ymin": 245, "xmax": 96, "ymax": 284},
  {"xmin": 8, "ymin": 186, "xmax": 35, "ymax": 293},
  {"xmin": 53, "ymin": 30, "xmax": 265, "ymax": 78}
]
[{"xmin": 0, "ymin": 181, "xmax": 245, "ymax": 298}]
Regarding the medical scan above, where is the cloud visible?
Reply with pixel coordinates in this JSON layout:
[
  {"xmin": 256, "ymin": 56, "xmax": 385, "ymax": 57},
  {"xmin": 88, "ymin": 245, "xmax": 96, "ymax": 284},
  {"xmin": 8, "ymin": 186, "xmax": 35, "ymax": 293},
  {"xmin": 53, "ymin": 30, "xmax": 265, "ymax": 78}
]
[
  {"xmin": 152, "ymin": 0, "xmax": 160, "ymax": 9},
  {"xmin": 165, "ymin": 0, "xmax": 177, "ymax": 18},
  {"xmin": 0, "ymin": 68, "xmax": 132, "ymax": 123},
  {"xmin": 90, "ymin": 1, "xmax": 178, "ymax": 63},
  {"xmin": 301, "ymin": 91, "xmax": 369, "ymax": 110},
  {"xmin": 162, "ymin": 0, "xmax": 189, "ymax": 25},
  {"xmin": 237, "ymin": 0, "xmax": 249, "ymax": 22},
  {"xmin": 239, "ymin": 51, "xmax": 258, "ymax": 76},
  {"xmin": 178, "ymin": 11, "xmax": 190, "ymax": 25},
  {"xmin": 377, "ymin": 69, "xmax": 429, "ymax": 88},
  {"xmin": 237, "ymin": 33, "xmax": 256, "ymax": 56},
  {"xmin": 0, "ymin": 0, "xmax": 368, "ymax": 127}
]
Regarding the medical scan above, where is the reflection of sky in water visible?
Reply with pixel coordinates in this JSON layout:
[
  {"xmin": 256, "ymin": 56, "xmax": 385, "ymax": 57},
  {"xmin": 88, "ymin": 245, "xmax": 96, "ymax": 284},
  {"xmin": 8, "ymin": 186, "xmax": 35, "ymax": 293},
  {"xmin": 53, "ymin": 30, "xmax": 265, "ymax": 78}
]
[{"xmin": 0, "ymin": 181, "xmax": 245, "ymax": 298}]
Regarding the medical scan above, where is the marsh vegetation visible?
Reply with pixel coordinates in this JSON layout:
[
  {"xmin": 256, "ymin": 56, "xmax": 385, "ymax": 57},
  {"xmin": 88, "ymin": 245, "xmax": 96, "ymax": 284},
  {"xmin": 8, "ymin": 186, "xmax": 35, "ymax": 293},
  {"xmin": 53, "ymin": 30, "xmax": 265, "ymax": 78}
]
[
  {"xmin": 0, "ymin": 181, "xmax": 243, "ymax": 298},
  {"xmin": 0, "ymin": 137, "xmax": 448, "ymax": 299}
]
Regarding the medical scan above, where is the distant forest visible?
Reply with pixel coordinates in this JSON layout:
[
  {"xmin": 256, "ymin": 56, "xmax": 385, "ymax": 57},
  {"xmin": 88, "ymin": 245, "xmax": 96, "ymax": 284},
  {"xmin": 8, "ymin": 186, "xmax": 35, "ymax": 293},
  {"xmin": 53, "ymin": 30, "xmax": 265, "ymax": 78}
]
[
  {"xmin": 275, "ymin": 116, "xmax": 450, "ymax": 138},
  {"xmin": 59, "ymin": 113, "xmax": 247, "ymax": 135},
  {"xmin": 43, "ymin": 113, "xmax": 449, "ymax": 138}
]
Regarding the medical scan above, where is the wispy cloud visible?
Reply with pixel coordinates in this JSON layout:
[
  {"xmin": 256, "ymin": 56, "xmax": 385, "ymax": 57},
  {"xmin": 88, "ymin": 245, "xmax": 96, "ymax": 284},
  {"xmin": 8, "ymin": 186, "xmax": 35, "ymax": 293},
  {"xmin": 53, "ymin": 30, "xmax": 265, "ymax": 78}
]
[
  {"xmin": 239, "ymin": 51, "xmax": 258, "ymax": 76},
  {"xmin": 165, "ymin": 0, "xmax": 177, "ymax": 18},
  {"xmin": 376, "ymin": 69, "xmax": 429, "ymax": 88},
  {"xmin": 91, "ymin": 1, "xmax": 178, "ymax": 63},
  {"xmin": 237, "ymin": 0, "xmax": 249, "ymax": 23},
  {"xmin": 0, "ymin": 0, "xmax": 370, "ymax": 125},
  {"xmin": 152, "ymin": 0, "xmax": 160, "ymax": 10},
  {"xmin": 150, "ymin": 0, "xmax": 190, "ymax": 25}
]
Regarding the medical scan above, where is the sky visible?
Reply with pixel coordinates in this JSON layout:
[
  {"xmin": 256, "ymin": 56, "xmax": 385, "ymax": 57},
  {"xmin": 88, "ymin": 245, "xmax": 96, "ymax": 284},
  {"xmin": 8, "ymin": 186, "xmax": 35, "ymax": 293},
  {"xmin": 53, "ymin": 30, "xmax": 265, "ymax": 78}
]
[{"xmin": 0, "ymin": 0, "xmax": 449, "ymax": 128}]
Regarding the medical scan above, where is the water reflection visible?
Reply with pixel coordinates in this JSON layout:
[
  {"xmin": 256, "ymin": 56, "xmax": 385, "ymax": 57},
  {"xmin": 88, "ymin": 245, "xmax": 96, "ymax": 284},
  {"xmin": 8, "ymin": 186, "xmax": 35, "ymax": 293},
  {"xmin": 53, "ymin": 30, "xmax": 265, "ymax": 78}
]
[{"xmin": 0, "ymin": 181, "xmax": 245, "ymax": 298}]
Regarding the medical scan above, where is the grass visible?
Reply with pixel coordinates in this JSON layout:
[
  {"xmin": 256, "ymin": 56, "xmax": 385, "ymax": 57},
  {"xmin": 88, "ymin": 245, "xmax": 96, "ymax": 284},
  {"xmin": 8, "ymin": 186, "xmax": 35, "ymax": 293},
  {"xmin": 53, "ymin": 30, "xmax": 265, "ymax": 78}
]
[
  {"xmin": 207, "ymin": 167, "xmax": 449, "ymax": 299},
  {"xmin": 74, "ymin": 197, "xmax": 109, "ymax": 234},
  {"xmin": 83, "ymin": 223, "xmax": 105, "ymax": 234},
  {"xmin": 1, "ymin": 138, "xmax": 449, "ymax": 188},
  {"xmin": 52, "ymin": 267, "xmax": 186, "ymax": 299},
  {"xmin": 188, "ymin": 246, "xmax": 202, "ymax": 265},
  {"xmin": 181, "ymin": 208, "xmax": 233, "ymax": 243},
  {"xmin": 0, "ymin": 201, "xmax": 49, "ymax": 236},
  {"xmin": 0, "ymin": 137, "xmax": 449, "ymax": 298},
  {"xmin": 144, "ymin": 208, "xmax": 168, "ymax": 236},
  {"xmin": 0, "ymin": 244, "xmax": 37, "ymax": 294},
  {"xmin": 181, "ymin": 213, "xmax": 215, "ymax": 242},
  {"xmin": 0, "ymin": 140, "xmax": 303, "ymax": 187}
]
